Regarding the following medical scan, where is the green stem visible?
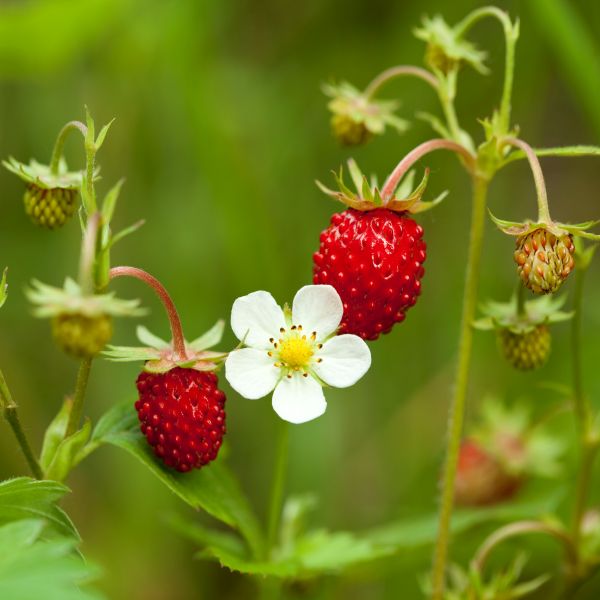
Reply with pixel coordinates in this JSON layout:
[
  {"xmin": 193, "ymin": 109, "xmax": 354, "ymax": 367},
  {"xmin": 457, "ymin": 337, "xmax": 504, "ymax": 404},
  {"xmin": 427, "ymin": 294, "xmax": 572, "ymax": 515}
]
[
  {"xmin": 454, "ymin": 6, "xmax": 518, "ymax": 134},
  {"xmin": 64, "ymin": 357, "xmax": 93, "ymax": 438},
  {"xmin": 0, "ymin": 370, "xmax": 43, "ymax": 478},
  {"xmin": 266, "ymin": 420, "xmax": 290, "ymax": 557},
  {"xmin": 570, "ymin": 262, "xmax": 598, "ymax": 553},
  {"xmin": 516, "ymin": 281, "xmax": 526, "ymax": 316},
  {"xmin": 437, "ymin": 70, "xmax": 464, "ymax": 145},
  {"xmin": 502, "ymin": 137, "xmax": 551, "ymax": 222},
  {"xmin": 431, "ymin": 175, "xmax": 489, "ymax": 600},
  {"xmin": 49, "ymin": 121, "xmax": 88, "ymax": 175},
  {"xmin": 363, "ymin": 65, "xmax": 439, "ymax": 98}
]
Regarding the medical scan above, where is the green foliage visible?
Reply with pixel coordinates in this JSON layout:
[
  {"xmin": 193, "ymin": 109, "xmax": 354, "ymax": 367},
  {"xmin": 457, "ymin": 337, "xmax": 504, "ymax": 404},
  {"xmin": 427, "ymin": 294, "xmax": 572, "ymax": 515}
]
[
  {"xmin": 0, "ymin": 519, "xmax": 102, "ymax": 600},
  {"xmin": 90, "ymin": 399, "xmax": 264, "ymax": 557},
  {"xmin": 0, "ymin": 478, "xmax": 78, "ymax": 539}
]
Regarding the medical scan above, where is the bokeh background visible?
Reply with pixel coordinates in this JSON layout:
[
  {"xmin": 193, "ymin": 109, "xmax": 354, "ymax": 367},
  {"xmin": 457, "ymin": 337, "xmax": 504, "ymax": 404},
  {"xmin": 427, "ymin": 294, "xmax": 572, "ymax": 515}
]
[{"xmin": 1, "ymin": 0, "xmax": 600, "ymax": 598}]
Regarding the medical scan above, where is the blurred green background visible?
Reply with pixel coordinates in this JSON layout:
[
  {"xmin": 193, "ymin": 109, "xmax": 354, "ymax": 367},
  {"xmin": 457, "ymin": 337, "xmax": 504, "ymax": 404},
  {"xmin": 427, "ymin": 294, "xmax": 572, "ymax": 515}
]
[{"xmin": 2, "ymin": 0, "xmax": 600, "ymax": 598}]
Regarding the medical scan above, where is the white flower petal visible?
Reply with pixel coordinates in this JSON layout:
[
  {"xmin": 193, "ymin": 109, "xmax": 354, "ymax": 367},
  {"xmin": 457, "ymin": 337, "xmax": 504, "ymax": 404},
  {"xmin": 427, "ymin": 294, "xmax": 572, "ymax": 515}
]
[
  {"xmin": 225, "ymin": 348, "xmax": 280, "ymax": 399},
  {"xmin": 231, "ymin": 291, "xmax": 286, "ymax": 349},
  {"xmin": 291, "ymin": 285, "xmax": 343, "ymax": 340},
  {"xmin": 313, "ymin": 334, "xmax": 371, "ymax": 388},
  {"xmin": 272, "ymin": 374, "xmax": 327, "ymax": 424}
]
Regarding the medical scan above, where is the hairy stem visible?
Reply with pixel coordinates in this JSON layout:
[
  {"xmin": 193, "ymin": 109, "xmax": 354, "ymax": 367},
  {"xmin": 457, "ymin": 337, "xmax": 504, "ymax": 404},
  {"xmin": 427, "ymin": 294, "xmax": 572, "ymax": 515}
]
[
  {"xmin": 381, "ymin": 139, "xmax": 476, "ymax": 202},
  {"xmin": 266, "ymin": 420, "xmax": 289, "ymax": 557},
  {"xmin": 431, "ymin": 175, "xmax": 489, "ymax": 600},
  {"xmin": 109, "ymin": 266, "xmax": 187, "ymax": 360},
  {"xmin": 64, "ymin": 357, "xmax": 93, "ymax": 438},
  {"xmin": 363, "ymin": 65, "xmax": 439, "ymax": 98},
  {"xmin": 502, "ymin": 137, "xmax": 551, "ymax": 223},
  {"xmin": 454, "ymin": 6, "xmax": 518, "ymax": 133},
  {"xmin": 49, "ymin": 121, "xmax": 88, "ymax": 175},
  {"xmin": 0, "ymin": 370, "xmax": 43, "ymax": 479}
]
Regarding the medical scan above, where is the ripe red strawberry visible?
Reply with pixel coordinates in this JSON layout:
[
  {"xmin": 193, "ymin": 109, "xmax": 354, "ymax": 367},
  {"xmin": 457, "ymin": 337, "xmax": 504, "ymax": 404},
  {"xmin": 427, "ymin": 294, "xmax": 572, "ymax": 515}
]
[
  {"xmin": 135, "ymin": 368, "xmax": 226, "ymax": 473},
  {"xmin": 454, "ymin": 439, "xmax": 521, "ymax": 507},
  {"xmin": 313, "ymin": 208, "xmax": 426, "ymax": 340}
]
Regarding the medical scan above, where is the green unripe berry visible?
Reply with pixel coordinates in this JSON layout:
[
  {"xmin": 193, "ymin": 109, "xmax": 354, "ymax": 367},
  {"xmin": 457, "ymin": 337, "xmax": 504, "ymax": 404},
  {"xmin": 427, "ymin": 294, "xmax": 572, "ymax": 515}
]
[
  {"xmin": 330, "ymin": 114, "xmax": 372, "ymax": 146},
  {"xmin": 52, "ymin": 313, "xmax": 113, "ymax": 358},
  {"xmin": 497, "ymin": 325, "xmax": 551, "ymax": 371},
  {"xmin": 24, "ymin": 184, "xmax": 78, "ymax": 230}
]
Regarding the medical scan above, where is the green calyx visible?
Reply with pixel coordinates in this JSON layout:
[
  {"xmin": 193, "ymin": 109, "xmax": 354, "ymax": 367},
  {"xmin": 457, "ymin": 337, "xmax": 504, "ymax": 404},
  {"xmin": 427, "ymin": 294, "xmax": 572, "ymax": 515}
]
[
  {"xmin": 469, "ymin": 397, "xmax": 564, "ymax": 479},
  {"xmin": 316, "ymin": 158, "xmax": 447, "ymax": 213},
  {"xmin": 414, "ymin": 15, "xmax": 488, "ymax": 75},
  {"xmin": 103, "ymin": 320, "xmax": 228, "ymax": 373},
  {"xmin": 2, "ymin": 157, "xmax": 83, "ymax": 191},
  {"xmin": 323, "ymin": 82, "xmax": 408, "ymax": 146},
  {"xmin": 27, "ymin": 278, "xmax": 145, "ymax": 319},
  {"xmin": 474, "ymin": 293, "xmax": 572, "ymax": 335}
]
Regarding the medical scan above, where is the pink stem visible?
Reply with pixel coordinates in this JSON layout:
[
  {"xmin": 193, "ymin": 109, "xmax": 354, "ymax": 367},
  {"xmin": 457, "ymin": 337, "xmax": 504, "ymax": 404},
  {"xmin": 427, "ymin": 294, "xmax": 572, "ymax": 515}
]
[
  {"xmin": 109, "ymin": 266, "xmax": 187, "ymax": 360},
  {"xmin": 381, "ymin": 139, "xmax": 477, "ymax": 202}
]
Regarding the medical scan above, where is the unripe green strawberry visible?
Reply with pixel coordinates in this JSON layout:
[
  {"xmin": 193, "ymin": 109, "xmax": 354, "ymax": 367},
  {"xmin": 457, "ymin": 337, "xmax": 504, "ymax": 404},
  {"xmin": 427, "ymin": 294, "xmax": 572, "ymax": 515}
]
[
  {"xmin": 497, "ymin": 324, "xmax": 550, "ymax": 371},
  {"xmin": 514, "ymin": 229, "xmax": 575, "ymax": 294},
  {"xmin": 24, "ymin": 184, "xmax": 78, "ymax": 229},
  {"xmin": 52, "ymin": 313, "xmax": 113, "ymax": 358},
  {"xmin": 330, "ymin": 114, "xmax": 372, "ymax": 146}
]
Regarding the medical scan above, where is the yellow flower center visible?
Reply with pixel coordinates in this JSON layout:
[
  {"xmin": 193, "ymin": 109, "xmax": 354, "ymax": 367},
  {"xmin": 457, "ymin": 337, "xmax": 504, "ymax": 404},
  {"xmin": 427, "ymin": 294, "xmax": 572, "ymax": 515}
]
[{"xmin": 278, "ymin": 334, "xmax": 314, "ymax": 369}]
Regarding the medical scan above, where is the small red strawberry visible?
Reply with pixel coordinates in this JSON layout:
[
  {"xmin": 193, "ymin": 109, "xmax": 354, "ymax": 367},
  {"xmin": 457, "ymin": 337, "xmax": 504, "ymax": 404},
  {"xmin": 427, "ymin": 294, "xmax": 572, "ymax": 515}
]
[
  {"xmin": 313, "ymin": 160, "xmax": 440, "ymax": 340},
  {"xmin": 136, "ymin": 368, "xmax": 226, "ymax": 472},
  {"xmin": 106, "ymin": 266, "xmax": 228, "ymax": 473},
  {"xmin": 454, "ymin": 439, "xmax": 521, "ymax": 507}
]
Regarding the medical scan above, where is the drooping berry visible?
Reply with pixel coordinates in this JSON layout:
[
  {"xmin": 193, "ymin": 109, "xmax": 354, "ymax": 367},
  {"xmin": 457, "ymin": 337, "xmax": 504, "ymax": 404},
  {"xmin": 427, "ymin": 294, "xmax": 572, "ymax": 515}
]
[
  {"xmin": 514, "ymin": 229, "xmax": 574, "ymax": 294},
  {"xmin": 24, "ymin": 184, "xmax": 78, "ymax": 229},
  {"xmin": 135, "ymin": 368, "xmax": 226, "ymax": 472},
  {"xmin": 497, "ymin": 324, "xmax": 550, "ymax": 371},
  {"xmin": 52, "ymin": 313, "xmax": 113, "ymax": 358},
  {"xmin": 454, "ymin": 439, "xmax": 522, "ymax": 507},
  {"xmin": 313, "ymin": 208, "xmax": 426, "ymax": 340}
]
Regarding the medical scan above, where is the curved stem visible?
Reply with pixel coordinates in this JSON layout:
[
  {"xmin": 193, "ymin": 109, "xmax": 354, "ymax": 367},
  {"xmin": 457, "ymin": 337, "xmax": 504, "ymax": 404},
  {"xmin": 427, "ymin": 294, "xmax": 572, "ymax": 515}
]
[
  {"xmin": 381, "ymin": 139, "xmax": 476, "ymax": 201},
  {"xmin": 431, "ymin": 176, "xmax": 489, "ymax": 600},
  {"xmin": 363, "ymin": 65, "xmax": 439, "ymax": 98},
  {"xmin": 49, "ymin": 121, "xmax": 88, "ymax": 174},
  {"xmin": 79, "ymin": 213, "xmax": 101, "ymax": 295},
  {"xmin": 109, "ymin": 267, "xmax": 187, "ymax": 360},
  {"xmin": 266, "ymin": 420, "xmax": 289, "ymax": 557},
  {"xmin": 471, "ymin": 520, "xmax": 578, "ymax": 575},
  {"xmin": 0, "ymin": 370, "xmax": 43, "ymax": 478},
  {"xmin": 454, "ymin": 7, "xmax": 518, "ymax": 133},
  {"xmin": 64, "ymin": 357, "xmax": 93, "ymax": 438},
  {"xmin": 502, "ymin": 138, "xmax": 551, "ymax": 223}
]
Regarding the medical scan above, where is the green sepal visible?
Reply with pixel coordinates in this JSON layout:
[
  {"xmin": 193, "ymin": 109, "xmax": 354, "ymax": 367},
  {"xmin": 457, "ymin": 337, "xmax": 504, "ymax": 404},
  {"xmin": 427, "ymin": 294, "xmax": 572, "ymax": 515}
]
[
  {"xmin": 414, "ymin": 14, "xmax": 488, "ymax": 74},
  {"xmin": 40, "ymin": 399, "xmax": 72, "ymax": 472},
  {"xmin": 574, "ymin": 239, "xmax": 598, "ymax": 271},
  {"xmin": 2, "ymin": 157, "xmax": 84, "ymax": 190},
  {"xmin": 416, "ymin": 111, "xmax": 450, "ymax": 139},
  {"xmin": 27, "ymin": 278, "xmax": 145, "ymax": 319},
  {"xmin": 474, "ymin": 293, "xmax": 572, "ymax": 334},
  {"xmin": 317, "ymin": 160, "xmax": 444, "ymax": 214},
  {"xmin": 490, "ymin": 210, "xmax": 600, "ymax": 240},
  {"xmin": 44, "ymin": 420, "xmax": 92, "ymax": 482},
  {"xmin": 189, "ymin": 320, "xmax": 225, "ymax": 351},
  {"xmin": 323, "ymin": 81, "xmax": 408, "ymax": 137},
  {"xmin": 0, "ymin": 268, "xmax": 7, "ymax": 309},
  {"xmin": 136, "ymin": 325, "xmax": 170, "ymax": 349}
]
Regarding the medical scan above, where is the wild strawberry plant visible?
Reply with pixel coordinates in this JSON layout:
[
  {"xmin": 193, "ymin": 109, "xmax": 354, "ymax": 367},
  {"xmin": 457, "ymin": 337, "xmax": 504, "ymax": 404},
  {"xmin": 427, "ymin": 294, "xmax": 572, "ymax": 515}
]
[{"xmin": 2, "ymin": 5, "xmax": 600, "ymax": 599}]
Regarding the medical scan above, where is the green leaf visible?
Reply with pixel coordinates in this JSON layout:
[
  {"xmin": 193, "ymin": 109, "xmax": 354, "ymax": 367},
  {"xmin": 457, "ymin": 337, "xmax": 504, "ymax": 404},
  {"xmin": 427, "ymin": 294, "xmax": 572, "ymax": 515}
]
[
  {"xmin": 0, "ymin": 478, "xmax": 79, "ymax": 540},
  {"xmin": 0, "ymin": 268, "xmax": 7, "ymax": 309},
  {"xmin": 366, "ymin": 489, "xmax": 564, "ymax": 549},
  {"xmin": 91, "ymin": 400, "xmax": 264, "ymax": 557},
  {"xmin": 40, "ymin": 399, "xmax": 72, "ymax": 472},
  {"xmin": 44, "ymin": 420, "xmax": 92, "ymax": 482},
  {"xmin": 94, "ymin": 118, "xmax": 115, "ymax": 150},
  {"xmin": 0, "ymin": 519, "xmax": 103, "ymax": 600},
  {"xmin": 100, "ymin": 179, "xmax": 124, "ymax": 225},
  {"xmin": 189, "ymin": 320, "xmax": 225, "ymax": 351}
]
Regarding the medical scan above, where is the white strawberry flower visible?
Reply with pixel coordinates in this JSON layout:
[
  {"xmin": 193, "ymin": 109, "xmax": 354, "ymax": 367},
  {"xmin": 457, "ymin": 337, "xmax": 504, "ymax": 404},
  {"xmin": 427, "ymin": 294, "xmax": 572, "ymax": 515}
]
[{"xmin": 225, "ymin": 285, "xmax": 371, "ymax": 424}]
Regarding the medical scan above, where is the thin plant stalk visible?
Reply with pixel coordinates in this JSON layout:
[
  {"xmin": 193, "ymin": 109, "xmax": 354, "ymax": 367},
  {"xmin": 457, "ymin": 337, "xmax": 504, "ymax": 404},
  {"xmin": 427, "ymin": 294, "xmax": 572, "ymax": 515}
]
[
  {"xmin": 49, "ymin": 121, "xmax": 88, "ymax": 174},
  {"xmin": 64, "ymin": 357, "xmax": 93, "ymax": 438},
  {"xmin": 363, "ymin": 65, "xmax": 439, "ymax": 98},
  {"xmin": 431, "ymin": 175, "xmax": 490, "ymax": 599},
  {"xmin": 266, "ymin": 420, "xmax": 290, "ymax": 556},
  {"xmin": 109, "ymin": 266, "xmax": 187, "ymax": 360},
  {"xmin": 0, "ymin": 370, "xmax": 43, "ymax": 478}
]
